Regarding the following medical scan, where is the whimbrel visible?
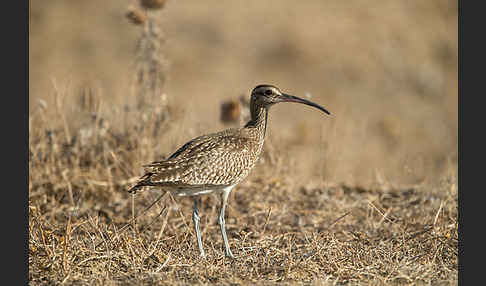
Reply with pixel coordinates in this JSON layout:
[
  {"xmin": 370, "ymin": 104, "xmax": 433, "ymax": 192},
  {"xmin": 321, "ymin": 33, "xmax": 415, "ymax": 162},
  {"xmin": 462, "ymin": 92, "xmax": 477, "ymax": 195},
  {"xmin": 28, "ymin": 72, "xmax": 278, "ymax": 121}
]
[{"xmin": 128, "ymin": 84, "xmax": 330, "ymax": 258}]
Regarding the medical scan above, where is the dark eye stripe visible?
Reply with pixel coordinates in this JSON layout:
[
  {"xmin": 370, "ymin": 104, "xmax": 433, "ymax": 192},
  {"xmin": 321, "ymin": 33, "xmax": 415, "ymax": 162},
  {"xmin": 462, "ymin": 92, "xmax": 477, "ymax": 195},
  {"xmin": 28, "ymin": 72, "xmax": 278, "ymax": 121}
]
[{"xmin": 264, "ymin": 89, "xmax": 272, "ymax": 96}]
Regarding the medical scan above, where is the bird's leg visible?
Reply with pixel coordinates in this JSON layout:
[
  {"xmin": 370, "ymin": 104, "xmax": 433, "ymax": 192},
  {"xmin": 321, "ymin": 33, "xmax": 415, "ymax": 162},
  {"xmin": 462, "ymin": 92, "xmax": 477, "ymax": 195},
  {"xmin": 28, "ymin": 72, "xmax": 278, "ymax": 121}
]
[
  {"xmin": 192, "ymin": 196, "xmax": 205, "ymax": 258},
  {"xmin": 218, "ymin": 188, "xmax": 235, "ymax": 258}
]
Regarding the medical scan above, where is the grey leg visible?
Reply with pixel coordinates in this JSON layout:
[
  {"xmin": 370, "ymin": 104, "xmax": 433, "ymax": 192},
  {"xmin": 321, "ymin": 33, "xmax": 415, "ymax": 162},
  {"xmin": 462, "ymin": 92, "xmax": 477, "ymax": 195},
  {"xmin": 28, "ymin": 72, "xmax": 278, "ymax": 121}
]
[
  {"xmin": 192, "ymin": 196, "xmax": 205, "ymax": 257},
  {"xmin": 218, "ymin": 188, "xmax": 235, "ymax": 258}
]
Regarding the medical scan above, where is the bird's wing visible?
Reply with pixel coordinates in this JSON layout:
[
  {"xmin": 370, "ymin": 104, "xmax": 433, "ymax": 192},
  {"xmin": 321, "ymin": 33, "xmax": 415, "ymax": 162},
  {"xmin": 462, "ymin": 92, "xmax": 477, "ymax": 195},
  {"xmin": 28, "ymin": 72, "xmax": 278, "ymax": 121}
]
[
  {"xmin": 134, "ymin": 129, "xmax": 254, "ymax": 187},
  {"xmin": 143, "ymin": 127, "xmax": 242, "ymax": 167}
]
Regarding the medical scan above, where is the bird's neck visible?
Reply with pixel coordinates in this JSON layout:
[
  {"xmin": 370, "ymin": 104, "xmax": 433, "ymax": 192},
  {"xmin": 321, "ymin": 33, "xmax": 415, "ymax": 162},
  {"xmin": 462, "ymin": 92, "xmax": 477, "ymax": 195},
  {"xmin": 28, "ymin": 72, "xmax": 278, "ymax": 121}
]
[{"xmin": 244, "ymin": 101, "xmax": 268, "ymax": 140}]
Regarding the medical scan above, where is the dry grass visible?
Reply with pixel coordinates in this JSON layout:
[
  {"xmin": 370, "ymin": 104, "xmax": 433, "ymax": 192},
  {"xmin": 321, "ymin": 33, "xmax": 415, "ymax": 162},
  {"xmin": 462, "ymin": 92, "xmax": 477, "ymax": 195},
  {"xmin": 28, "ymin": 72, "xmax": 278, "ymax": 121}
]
[
  {"xmin": 28, "ymin": 91, "xmax": 457, "ymax": 284},
  {"xmin": 29, "ymin": 1, "xmax": 457, "ymax": 285}
]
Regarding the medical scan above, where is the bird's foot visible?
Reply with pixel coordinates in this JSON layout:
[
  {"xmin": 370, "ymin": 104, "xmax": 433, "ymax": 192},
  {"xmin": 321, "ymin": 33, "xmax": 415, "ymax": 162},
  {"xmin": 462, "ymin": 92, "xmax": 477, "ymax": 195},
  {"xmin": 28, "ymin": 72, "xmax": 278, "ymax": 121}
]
[{"xmin": 225, "ymin": 250, "xmax": 236, "ymax": 259}]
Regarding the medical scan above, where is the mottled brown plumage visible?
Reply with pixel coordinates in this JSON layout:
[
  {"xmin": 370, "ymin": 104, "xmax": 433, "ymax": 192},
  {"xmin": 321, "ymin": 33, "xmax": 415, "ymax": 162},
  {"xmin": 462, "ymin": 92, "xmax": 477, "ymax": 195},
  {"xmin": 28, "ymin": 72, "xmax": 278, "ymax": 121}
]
[
  {"xmin": 128, "ymin": 84, "xmax": 330, "ymax": 258},
  {"xmin": 131, "ymin": 128, "xmax": 263, "ymax": 194}
]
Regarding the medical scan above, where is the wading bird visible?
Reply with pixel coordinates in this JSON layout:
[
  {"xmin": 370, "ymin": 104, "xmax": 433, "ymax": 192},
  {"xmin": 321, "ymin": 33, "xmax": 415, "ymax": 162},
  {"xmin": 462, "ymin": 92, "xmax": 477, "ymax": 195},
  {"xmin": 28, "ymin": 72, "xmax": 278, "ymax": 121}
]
[{"xmin": 128, "ymin": 84, "xmax": 331, "ymax": 258}]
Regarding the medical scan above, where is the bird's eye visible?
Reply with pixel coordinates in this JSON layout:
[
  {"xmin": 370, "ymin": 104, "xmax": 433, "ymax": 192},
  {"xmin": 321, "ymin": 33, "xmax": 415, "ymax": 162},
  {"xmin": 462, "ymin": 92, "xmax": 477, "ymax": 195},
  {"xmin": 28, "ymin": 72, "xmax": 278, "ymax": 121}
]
[{"xmin": 264, "ymin": 89, "xmax": 273, "ymax": 96}]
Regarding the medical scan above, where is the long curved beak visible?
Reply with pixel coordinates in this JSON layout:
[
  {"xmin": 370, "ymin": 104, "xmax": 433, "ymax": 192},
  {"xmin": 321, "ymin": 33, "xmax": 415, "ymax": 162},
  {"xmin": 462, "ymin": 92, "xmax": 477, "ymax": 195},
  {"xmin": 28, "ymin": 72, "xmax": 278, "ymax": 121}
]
[{"xmin": 278, "ymin": 93, "xmax": 331, "ymax": 115}]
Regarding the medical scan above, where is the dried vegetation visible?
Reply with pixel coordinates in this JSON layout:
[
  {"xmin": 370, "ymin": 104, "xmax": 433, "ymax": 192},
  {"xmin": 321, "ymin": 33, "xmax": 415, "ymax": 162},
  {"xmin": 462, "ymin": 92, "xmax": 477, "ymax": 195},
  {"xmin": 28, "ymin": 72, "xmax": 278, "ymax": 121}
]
[{"xmin": 29, "ymin": 0, "xmax": 458, "ymax": 285}]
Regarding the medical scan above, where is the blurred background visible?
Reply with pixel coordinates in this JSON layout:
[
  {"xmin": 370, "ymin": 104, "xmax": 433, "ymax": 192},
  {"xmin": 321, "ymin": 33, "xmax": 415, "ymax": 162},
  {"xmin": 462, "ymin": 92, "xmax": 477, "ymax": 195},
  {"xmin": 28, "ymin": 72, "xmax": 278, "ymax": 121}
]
[{"xmin": 29, "ymin": 0, "xmax": 457, "ymax": 187}]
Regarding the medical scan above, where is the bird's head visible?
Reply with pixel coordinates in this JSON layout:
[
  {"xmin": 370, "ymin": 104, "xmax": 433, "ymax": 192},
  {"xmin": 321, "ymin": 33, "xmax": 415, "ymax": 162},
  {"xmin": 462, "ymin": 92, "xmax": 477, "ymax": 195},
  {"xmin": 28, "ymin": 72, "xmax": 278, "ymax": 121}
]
[{"xmin": 250, "ymin": 84, "xmax": 331, "ymax": 115}]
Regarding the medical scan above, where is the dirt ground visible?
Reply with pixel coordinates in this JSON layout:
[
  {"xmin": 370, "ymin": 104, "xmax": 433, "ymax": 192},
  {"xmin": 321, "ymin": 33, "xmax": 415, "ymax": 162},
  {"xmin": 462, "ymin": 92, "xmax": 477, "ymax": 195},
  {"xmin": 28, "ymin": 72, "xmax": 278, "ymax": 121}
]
[{"xmin": 29, "ymin": 1, "xmax": 458, "ymax": 285}]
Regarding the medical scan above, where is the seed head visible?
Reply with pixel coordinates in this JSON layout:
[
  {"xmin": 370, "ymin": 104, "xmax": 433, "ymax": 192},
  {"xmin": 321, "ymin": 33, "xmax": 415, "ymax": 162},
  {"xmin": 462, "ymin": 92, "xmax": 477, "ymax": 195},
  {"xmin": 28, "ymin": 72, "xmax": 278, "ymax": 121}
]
[
  {"xmin": 140, "ymin": 0, "xmax": 168, "ymax": 10},
  {"xmin": 126, "ymin": 6, "xmax": 147, "ymax": 25},
  {"xmin": 220, "ymin": 99, "xmax": 241, "ymax": 124}
]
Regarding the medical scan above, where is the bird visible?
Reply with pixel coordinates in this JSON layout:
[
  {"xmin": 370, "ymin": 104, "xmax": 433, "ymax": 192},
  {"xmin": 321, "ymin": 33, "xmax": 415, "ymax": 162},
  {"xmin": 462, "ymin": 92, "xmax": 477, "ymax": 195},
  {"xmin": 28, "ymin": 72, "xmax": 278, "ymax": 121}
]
[{"xmin": 128, "ymin": 84, "xmax": 331, "ymax": 258}]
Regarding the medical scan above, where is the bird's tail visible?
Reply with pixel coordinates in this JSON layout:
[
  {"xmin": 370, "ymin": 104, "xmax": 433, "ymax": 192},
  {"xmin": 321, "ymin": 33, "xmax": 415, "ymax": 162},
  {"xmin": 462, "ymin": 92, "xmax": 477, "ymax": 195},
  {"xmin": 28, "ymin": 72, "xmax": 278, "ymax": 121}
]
[
  {"xmin": 127, "ymin": 173, "xmax": 154, "ymax": 194},
  {"xmin": 127, "ymin": 183, "xmax": 143, "ymax": 194}
]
